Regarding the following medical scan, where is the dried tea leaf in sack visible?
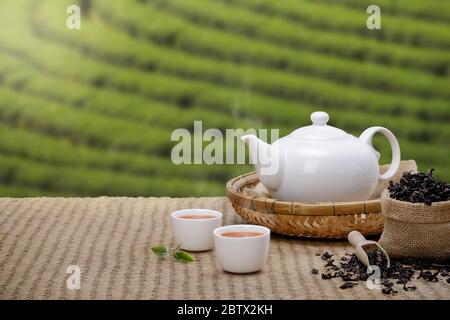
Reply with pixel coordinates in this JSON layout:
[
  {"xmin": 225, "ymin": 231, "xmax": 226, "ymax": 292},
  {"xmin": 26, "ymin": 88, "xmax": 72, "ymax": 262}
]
[{"xmin": 388, "ymin": 169, "xmax": 450, "ymax": 205}]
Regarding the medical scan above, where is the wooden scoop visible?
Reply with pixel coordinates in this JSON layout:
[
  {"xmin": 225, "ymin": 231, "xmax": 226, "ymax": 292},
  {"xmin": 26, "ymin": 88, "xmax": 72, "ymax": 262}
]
[{"xmin": 348, "ymin": 231, "xmax": 390, "ymax": 269}]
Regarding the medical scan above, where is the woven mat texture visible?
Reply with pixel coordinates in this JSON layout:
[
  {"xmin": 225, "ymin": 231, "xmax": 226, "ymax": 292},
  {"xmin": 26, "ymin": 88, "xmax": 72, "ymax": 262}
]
[{"xmin": 0, "ymin": 197, "xmax": 448, "ymax": 300}]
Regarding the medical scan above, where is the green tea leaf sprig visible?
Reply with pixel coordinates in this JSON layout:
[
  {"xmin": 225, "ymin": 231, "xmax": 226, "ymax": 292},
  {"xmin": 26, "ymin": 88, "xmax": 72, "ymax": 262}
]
[{"xmin": 150, "ymin": 243, "xmax": 194, "ymax": 263}]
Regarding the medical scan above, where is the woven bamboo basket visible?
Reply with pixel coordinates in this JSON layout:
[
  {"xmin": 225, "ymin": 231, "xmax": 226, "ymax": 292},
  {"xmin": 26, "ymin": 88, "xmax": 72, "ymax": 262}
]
[{"xmin": 226, "ymin": 160, "xmax": 417, "ymax": 239}]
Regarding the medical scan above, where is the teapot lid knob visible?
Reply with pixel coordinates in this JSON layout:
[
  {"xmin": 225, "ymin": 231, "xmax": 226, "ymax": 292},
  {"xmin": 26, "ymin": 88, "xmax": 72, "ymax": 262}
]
[{"xmin": 311, "ymin": 111, "xmax": 329, "ymax": 126}]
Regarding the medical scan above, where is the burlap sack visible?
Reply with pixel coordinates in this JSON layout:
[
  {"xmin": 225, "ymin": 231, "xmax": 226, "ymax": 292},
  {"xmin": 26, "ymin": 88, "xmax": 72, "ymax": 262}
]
[{"xmin": 379, "ymin": 190, "xmax": 450, "ymax": 259}]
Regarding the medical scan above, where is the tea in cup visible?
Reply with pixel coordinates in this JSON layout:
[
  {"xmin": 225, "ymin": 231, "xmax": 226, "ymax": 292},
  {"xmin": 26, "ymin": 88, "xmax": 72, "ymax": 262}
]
[
  {"xmin": 171, "ymin": 209, "xmax": 222, "ymax": 251},
  {"xmin": 213, "ymin": 224, "xmax": 270, "ymax": 273}
]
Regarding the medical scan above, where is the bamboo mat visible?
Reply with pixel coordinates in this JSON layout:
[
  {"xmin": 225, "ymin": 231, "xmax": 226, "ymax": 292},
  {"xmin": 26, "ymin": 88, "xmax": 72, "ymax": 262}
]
[{"xmin": 0, "ymin": 197, "xmax": 448, "ymax": 300}]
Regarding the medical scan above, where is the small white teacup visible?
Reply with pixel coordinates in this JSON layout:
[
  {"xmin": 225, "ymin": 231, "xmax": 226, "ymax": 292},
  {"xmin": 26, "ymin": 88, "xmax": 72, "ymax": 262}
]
[
  {"xmin": 213, "ymin": 224, "xmax": 270, "ymax": 273},
  {"xmin": 171, "ymin": 209, "xmax": 222, "ymax": 252}
]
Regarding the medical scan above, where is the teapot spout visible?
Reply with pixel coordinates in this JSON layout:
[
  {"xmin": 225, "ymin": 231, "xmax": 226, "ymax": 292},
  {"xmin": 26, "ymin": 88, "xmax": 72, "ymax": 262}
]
[{"xmin": 241, "ymin": 134, "xmax": 283, "ymax": 191}]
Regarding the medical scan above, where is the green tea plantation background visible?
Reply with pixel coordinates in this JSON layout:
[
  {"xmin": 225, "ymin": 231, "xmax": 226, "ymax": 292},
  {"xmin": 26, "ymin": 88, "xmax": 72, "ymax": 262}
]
[{"xmin": 0, "ymin": 0, "xmax": 449, "ymax": 197}]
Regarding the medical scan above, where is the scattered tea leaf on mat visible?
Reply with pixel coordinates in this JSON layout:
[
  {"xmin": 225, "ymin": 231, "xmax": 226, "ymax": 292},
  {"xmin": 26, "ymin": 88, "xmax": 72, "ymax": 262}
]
[
  {"xmin": 150, "ymin": 243, "xmax": 194, "ymax": 263},
  {"xmin": 173, "ymin": 251, "xmax": 194, "ymax": 263},
  {"xmin": 340, "ymin": 282, "xmax": 358, "ymax": 289},
  {"xmin": 315, "ymin": 251, "xmax": 450, "ymax": 295},
  {"xmin": 151, "ymin": 246, "xmax": 169, "ymax": 259}
]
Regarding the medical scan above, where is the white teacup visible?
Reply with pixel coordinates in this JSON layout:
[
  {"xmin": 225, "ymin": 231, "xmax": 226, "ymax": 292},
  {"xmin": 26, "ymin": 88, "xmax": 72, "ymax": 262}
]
[
  {"xmin": 171, "ymin": 209, "xmax": 222, "ymax": 252},
  {"xmin": 213, "ymin": 224, "xmax": 270, "ymax": 273}
]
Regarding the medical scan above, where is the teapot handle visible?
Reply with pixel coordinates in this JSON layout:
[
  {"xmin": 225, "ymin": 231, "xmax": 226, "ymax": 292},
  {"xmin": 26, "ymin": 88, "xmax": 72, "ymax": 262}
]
[{"xmin": 359, "ymin": 127, "xmax": 401, "ymax": 181}]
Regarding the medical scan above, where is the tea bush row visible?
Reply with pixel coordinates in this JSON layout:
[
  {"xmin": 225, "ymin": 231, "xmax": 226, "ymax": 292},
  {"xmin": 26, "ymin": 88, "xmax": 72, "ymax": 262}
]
[
  {"xmin": 314, "ymin": 0, "xmax": 450, "ymax": 23},
  {"xmin": 0, "ymin": 86, "xmax": 171, "ymax": 155},
  {"xmin": 0, "ymin": 154, "xmax": 225, "ymax": 197},
  {"xmin": 34, "ymin": 0, "xmax": 449, "ymax": 121},
  {"xmin": 14, "ymin": 66, "xmax": 241, "ymax": 131},
  {"xmin": 119, "ymin": 0, "xmax": 450, "ymax": 75},
  {"xmin": 3, "ymin": 4, "xmax": 449, "ymax": 147},
  {"xmin": 0, "ymin": 184, "xmax": 66, "ymax": 197},
  {"xmin": 0, "ymin": 123, "xmax": 244, "ymax": 182},
  {"xmin": 0, "ymin": 47, "xmax": 447, "ymax": 174},
  {"xmin": 1, "ymin": 76, "xmax": 448, "ymax": 172},
  {"xmin": 39, "ymin": 0, "xmax": 450, "ymax": 101},
  {"xmin": 3, "ymin": 41, "xmax": 448, "ymax": 149},
  {"xmin": 218, "ymin": 0, "xmax": 450, "ymax": 49}
]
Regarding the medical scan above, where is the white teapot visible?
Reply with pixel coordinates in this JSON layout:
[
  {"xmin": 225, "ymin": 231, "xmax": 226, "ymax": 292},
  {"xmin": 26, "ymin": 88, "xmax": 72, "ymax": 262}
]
[{"xmin": 241, "ymin": 111, "xmax": 401, "ymax": 202}]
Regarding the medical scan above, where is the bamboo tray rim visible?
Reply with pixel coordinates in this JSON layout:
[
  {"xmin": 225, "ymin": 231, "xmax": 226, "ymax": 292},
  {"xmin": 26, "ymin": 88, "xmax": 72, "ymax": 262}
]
[{"xmin": 226, "ymin": 171, "xmax": 381, "ymax": 216}]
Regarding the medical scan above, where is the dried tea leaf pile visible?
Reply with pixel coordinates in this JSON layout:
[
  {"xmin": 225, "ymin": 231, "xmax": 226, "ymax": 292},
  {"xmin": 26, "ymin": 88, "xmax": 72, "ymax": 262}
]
[
  {"xmin": 388, "ymin": 169, "xmax": 450, "ymax": 205},
  {"xmin": 314, "ymin": 251, "xmax": 450, "ymax": 295},
  {"xmin": 380, "ymin": 168, "xmax": 450, "ymax": 259}
]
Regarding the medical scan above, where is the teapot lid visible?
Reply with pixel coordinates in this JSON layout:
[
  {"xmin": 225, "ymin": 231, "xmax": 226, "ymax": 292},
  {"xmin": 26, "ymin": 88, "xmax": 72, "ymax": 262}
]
[{"xmin": 289, "ymin": 111, "xmax": 350, "ymax": 141}]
